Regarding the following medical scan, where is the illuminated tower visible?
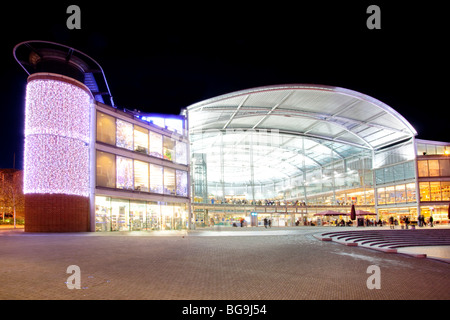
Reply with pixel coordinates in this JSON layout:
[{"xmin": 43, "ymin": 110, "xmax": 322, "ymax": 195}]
[{"xmin": 14, "ymin": 41, "xmax": 113, "ymax": 232}]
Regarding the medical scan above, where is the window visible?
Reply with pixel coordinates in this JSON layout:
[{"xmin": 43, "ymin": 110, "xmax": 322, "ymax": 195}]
[
  {"xmin": 393, "ymin": 164, "xmax": 405, "ymax": 182},
  {"xmin": 176, "ymin": 170, "xmax": 188, "ymax": 196},
  {"xmin": 428, "ymin": 160, "xmax": 440, "ymax": 177},
  {"xmin": 111, "ymin": 198, "xmax": 129, "ymax": 231},
  {"xmin": 430, "ymin": 182, "xmax": 442, "ymax": 201},
  {"xmin": 97, "ymin": 112, "xmax": 116, "ymax": 145},
  {"xmin": 417, "ymin": 160, "xmax": 429, "ymax": 177},
  {"xmin": 134, "ymin": 160, "xmax": 149, "ymax": 191},
  {"xmin": 395, "ymin": 184, "xmax": 406, "ymax": 203},
  {"xmin": 116, "ymin": 119, "xmax": 133, "ymax": 150},
  {"xmin": 164, "ymin": 167, "xmax": 176, "ymax": 195},
  {"xmin": 406, "ymin": 183, "xmax": 416, "ymax": 202},
  {"xmin": 385, "ymin": 186, "xmax": 395, "ymax": 204},
  {"xmin": 175, "ymin": 140, "xmax": 188, "ymax": 165},
  {"xmin": 150, "ymin": 164, "xmax": 163, "ymax": 193},
  {"xmin": 116, "ymin": 156, "xmax": 133, "ymax": 189},
  {"xmin": 134, "ymin": 125, "xmax": 149, "ymax": 154},
  {"xmin": 377, "ymin": 187, "xmax": 386, "ymax": 205},
  {"xmin": 383, "ymin": 167, "xmax": 394, "ymax": 184},
  {"xmin": 419, "ymin": 182, "xmax": 430, "ymax": 202},
  {"xmin": 149, "ymin": 131, "xmax": 162, "ymax": 158},
  {"xmin": 375, "ymin": 169, "xmax": 384, "ymax": 185},
  {"xmin": 439, "ymin": 159, "xmax": 450, "ymax": 176},
  {"xmin": 163, "ymin": 136, "xmax": 175, "ymax": 161},
  {"xmin": 442, "ymin": 182, "xmax": 450, "ymax": 201},
  {"xmin": 96, "ymin": 151, "xmax": 116, "ymax": 188}
]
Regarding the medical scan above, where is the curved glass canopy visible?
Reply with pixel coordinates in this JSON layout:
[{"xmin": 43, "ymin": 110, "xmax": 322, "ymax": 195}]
[{"xmin": 187, "ymin": 84, "xmax": 416, "ymax": 202}]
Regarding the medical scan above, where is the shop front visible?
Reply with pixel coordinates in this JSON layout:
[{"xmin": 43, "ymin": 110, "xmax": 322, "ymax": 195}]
[{"xmin": 95, "ymin": 196, "xmax": 188, "ymax": 231}]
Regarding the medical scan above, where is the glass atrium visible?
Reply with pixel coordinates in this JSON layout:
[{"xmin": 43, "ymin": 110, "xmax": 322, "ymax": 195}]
[{"xmin": 187, "ymin": 85, "xmax": 420, "ymax": 226}]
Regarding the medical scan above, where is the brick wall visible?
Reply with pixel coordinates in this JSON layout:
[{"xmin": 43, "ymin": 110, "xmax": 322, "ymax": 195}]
[{"xmin": 24, "ymin": 194, "xmax": 89, "ymax": 232}]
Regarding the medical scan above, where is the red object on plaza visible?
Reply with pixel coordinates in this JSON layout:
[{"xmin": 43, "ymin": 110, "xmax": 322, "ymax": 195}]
[{"xmin": 350, "ymin": 204, "xmax": 356, "ymax": 220}]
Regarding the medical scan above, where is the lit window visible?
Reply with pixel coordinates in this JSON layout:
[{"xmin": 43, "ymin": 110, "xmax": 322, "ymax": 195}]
[
  {"xmin": 134, "ymin": 125, "xmax": 148, "ymax": 154},
  {"xmin": 97, "ymin": 112, "xmax": 116, "ymax": 145},
  {"xmin": 134, "ymin": 160, "xmax": 149, "ymax": 191},
  {"xmin": 116, "ymin": 119, "xmax": 133, "ymax": 150},
  {"xmin": 116, "ymin": 156, "xmax": 133, "ymax": 189}
]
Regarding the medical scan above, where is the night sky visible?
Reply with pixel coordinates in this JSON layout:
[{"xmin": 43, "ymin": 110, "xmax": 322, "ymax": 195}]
[{"xmin": 1, "ymin": 1, "xmax": 448, "ymax": 170}]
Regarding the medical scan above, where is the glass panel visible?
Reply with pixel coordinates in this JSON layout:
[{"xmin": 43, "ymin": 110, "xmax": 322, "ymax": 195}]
[
  {"xmin": 384, "ymin": 167, "xmax": 394, "ymax": 184},
  {"xmin": 375, "ymin": 169, "xmax": 384, "ymax": 185},
  {"xmin": 417, "ymin": 143, "xmax": 427, "ymax": 156},
  {"xmin": 134, "ymin": 160, "xmax": 149, "ymax": 191},
  {"xmin": 147, "ymin": 201, "xmax": 161, "ymax": 230},
  {"xmin": 134, "ymin": 125, "xmax": 149, "ymax": 154},
  {"xmin": 439, "ymin": 159, "xmax": 450, "ymax": 176},
  {"xmin": 175, "ymin": 140, "xmax": 188, "ymax": 165},
  {"xmin": 116, "ymin": 156, "xmax": 133, "ymax": 189},
  {"xmin": 417, "ymin": 160, "xmax": 429, "ymax": 177},
  {"xmin": 174, "ymin": 203, "xmax": 188, "ymax": 230},
  {"xmin": 426, "ymin": 144, "xmax": 436, "ymax": 155},
  {"xmin": 393, "ymin": 164, "xmax": 404, "ymax": 182},
  {"xmin": 161, "ymin": 203, "xmax": 174, "ymax": 230},
  {"xmin": 404, "ymin": 161, "xmax": 415, "ymax": 180},
  {"xmin": 116, "ymin": 119, "xmax": 133, "ymax": 150},
  {"xmin": 428, "ymin": 160, "xmax": 440, "ymax": 177},
  {"xmin": 385, "ymin": 186, "xmax": 395, "ymax": 204},
  {"xmin": 406, "ymin": 183, "xmax": 416, "ymax": 202},
  {"xmin": 176, "ymin": 170, "xmax": 188, "ymax": 196},
  {"xmin": 419, "ymin": 182, "xmax": 430, "ymax": 202},
  {"xmin": 163, "ymin": 136, "xmax": 175, "ymax": 161},
  {"xmin": 164, "ymin": 167, "xmax": 176, "ymax": 195},
  {"xmin": 442, "ymin": 182, "xmax": 450, "ymax": 201},
  {"xmin": 149, "ymin": 164, "xmax": 163, "ymax": 193},
  {"xmin": 96, "ymin": 151, "xmax": 116, "ymax": 188},
  {"xmin": 395, "ymin": 184, "xmax": 406, "ymax": 203},
  {"xmin": 95, "ymin": 196, "xmax": 111, "ymax": 232},
  {"xmin": 96, "ymin": 112, "xmax": 116, "ymax": 145},
  {"xmin": 111, "ymin": 198, "xmax": 129, "ymax": 231},
  {"xmin": 377, "ymin": 187, "xmax": 385, "ymax": 205},
  {"xmin": 130, "ymin": 201, "xmax": 146, "ymax": 231},
  {"xmin": 149, "ymin": 131, "xmax": 163, "ymax": 158},
  {"xmin": 430, "ymin": 182, "xmax": 442, "ymax": 201}
]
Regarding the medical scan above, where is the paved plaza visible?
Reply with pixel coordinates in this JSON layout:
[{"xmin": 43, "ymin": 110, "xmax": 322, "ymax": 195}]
[{"xmin": 0, "ymin": 226, "xmax": 449, "ymax": 300}]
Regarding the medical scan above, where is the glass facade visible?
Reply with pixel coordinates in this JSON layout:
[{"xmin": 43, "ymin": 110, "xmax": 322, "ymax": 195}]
[
  {"xmin": 190, "ymin": 129, "xmax": 374, "ymax": 206},
  {"xmin": 95, "ymin": 196, "xmax": 188, "ymax": 231},
  {"xmin": 95, "ymin": 151, "xmax": 189, "ymax": 196},
  {"xmin": 95, "ymin": 109, "xmax": 189, "ymax": 232},
  {"xmin": 96, "ymin": 111, "xmax": 188, "ymax": 165}
]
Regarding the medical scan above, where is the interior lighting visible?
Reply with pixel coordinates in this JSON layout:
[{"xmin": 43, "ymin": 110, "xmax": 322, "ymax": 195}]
[{"xmin": 24, "ymin": 79, "xmax": 91, "ymax": 197}]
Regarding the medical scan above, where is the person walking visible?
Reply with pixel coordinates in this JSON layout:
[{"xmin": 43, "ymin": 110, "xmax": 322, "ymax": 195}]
[
  {"xmin": 389, "ymin": 216, "xmax": 394, "ymax": 229},
  {"xmin": 268, "ymin": 218, "xmax": 272, "ymax": 228},
  {"xmin": 263, "ymin": 217, "xmax": 268, "ymax": 228}
]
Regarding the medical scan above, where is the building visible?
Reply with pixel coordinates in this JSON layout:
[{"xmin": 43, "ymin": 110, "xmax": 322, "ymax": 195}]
[
  {"xmin": 186, "ymin": 85, "xmax": 450, "ymax": 227},
  {"xmin": 14, "ymin": 41, "xmax": 190, "ymax": 232},
  {"xmin": 13, "ymin": 41, "xmax": 449, "ymax": 232},
  {"xmin": 0, "ymin": 169, "xmax": 24, "ymax": 223}
]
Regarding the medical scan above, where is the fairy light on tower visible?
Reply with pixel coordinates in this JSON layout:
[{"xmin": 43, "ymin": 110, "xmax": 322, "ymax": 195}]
[{"xmin": 14, "ymin": 41, "xmax": 114, "ymax": 232}]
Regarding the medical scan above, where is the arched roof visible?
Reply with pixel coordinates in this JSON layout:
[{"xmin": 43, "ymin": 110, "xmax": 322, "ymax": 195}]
[
  {"xmin": 187, "ymin": 84, "xmax": 416, "ymax": 151},
  {"xmin": 187, "ymin": 85, "xmax": 417, "ymax": 184}
]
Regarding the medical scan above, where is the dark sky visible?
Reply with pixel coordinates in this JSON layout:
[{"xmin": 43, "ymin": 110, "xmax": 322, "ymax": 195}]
[{"xmin": 1, "ymin": 1, "xmax": 448, "ymax": 170}]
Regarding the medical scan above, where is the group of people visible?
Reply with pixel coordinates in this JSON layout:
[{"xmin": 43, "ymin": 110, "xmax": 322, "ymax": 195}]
[
  {"xmin": 263, "ymin": 217, "xmax": 272, "ymax": 228},
  {"xmin": 388, "ymin": 215, "xmax": 434, "ymax": 229}
]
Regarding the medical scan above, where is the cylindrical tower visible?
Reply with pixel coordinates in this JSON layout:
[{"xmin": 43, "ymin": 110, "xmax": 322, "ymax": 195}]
[
  {"xmin": 14, "ymin": 41, "xmax": 113, "ymax": 232},
  {"xmin": 24, "ymin": 73, "xmax": 92, "ymax": 231}
]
